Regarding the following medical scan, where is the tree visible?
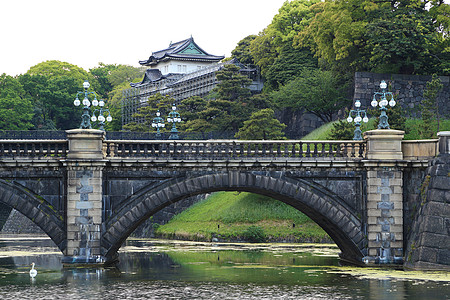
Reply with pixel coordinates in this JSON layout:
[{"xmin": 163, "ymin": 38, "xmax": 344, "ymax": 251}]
[
  {"xmin": 272, "ymin": 69, "xmax": 350, "ymax": 123},
  {"xmin": 0, "ymin": 74, "xmax": 34, "ymax": 130},
  {"xmin": 329, "ymin": 118, "xmax": 354, "ymax": 140},
  {"xmin": 236, "ymin": 108, "xmax": 286, "ymax": 140},
  {"xmin": 296, "ymin": 0, "xmax": 450, "ymax": 75},
  {"xmin": 420, "ymin": 74, "xmax": 444, "ymax": 138},
  {"xmin": 123, "ymin": 93, "xmax": 175, "ymax": 132},
  {"xmin": 27, "ymin": 60, "xmax": 94, "ymax": 87},
  {"xmin": 249, "ymin": 0, "xmax": 320, "ymax": 91},
  {"xmin": 19, "ymin": 73, "xmax": 82, "ymax": 130},
  {"xmin": 213, "ymin": 64, "xmax": 252, "ymax": 101},
  {"xmin": 231, "ymin": 35, "xmax": 257, "ymax": 66},
  {"xmin": 89, "ymin": 63, "xmax": 119, "ymax": 98}
]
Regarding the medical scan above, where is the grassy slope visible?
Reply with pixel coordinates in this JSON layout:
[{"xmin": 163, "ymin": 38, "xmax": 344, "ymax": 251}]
[{"xmin": 155, "ymin": 191, "xmax": 330, "ymax": 243}]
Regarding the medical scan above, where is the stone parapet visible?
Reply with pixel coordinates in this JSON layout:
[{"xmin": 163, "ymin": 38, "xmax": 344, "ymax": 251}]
[
  {"xmin": 66, "ymin": 129, "xmax": 105, "ymax": 160},
  {"xmin": 364, "ymin": 129, "xmax": 404, "ymax": 160},
  {"xmin": 438, "ymin": 131, "xmax": 450, "ymax": 155}
]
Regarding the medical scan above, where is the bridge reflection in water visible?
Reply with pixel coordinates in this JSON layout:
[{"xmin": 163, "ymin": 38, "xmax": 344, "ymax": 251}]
[{"xmin": 0, "ymin": 129, "xmax": 442, "ymax": 268}]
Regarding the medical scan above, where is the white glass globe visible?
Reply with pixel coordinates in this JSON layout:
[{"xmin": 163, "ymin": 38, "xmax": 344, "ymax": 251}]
[
  {"xmin": 82, "ymin": 98, "xmax": 90, "ymax": 106},
  {"xmin": 158, "ymin": 122, "xmax": 163, "ymax": 127},
  {"xmin": 106, "ymin": 116, "xmax": 112, "ymax": 122},
  {"xmin": 99, "ymin": 100, "xmax": 105, "ymax": 107},
  {"xmin": 371, "ymin": 100, "xmax": 378, "ymax": 107},
  {"xmin": 156, "ymin": 111, "xmax": 160, "ymax": 117},
  {"xmin": 355, "ymin": 100, "xmax": 361, "ymax": 108},
  {"xmin": 168, "ymin": 118, "xmax": 173, "ymax": 122},
  {"xmin": 92, "ymin": 99, "xmax": 99, "ymax": 106},
  {"xmin": 161, "ymin": 123, "xmax": 165, "ymax": 127},
  {"xmin": 347, "ymin": 116, "xmax": 353, "ymax": 123},
  {"xmin": 380, "ymin": 80, "xmax": 387, "ymax": 89},
  {"xmin": 83, "ymin": 81, "xmax": 90, "ymax": 89},
  {"xmin": 172, "ymin": 105, "xmax": 176, "ymax": 111},
  {"xmin": 152, "ymin": 123, "xmax": 157, "ymax": 128},
  {"xmin": 363, "ymin": 116, "xmax": 369, "ymax": 123},
  {"xmin": 355, "ymin": 116, "xmax": 362, "ymax": 123},
  {"xmin": 91, "ymin": 116, "xmax": 97, "ymax": 122},
  {"xmin": 389, "ymin": 99, "xmax": 396, "ymax": 107},
  {"xmin": 380, "ymin": 99, "xmax": 388, "ymax": 107},
  {"xmin": 98, "ymin": 115, "xmax": 105, "ymax": 122},
  {"xmin": 74, "ymin": 99, "xmax": 80, "ymax": 106}
]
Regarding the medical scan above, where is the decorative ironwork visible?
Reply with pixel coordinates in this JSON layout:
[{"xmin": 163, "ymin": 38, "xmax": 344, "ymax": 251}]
[
  {"xmin": 91, "ymin": 99, "xmax": 112, "ymax": 131},
  {"xmin": 347, "ymin": 100, "xmax": 369, "ymax": 140},
  {"xmin": 167, "ymin": 104, "xmax": 181, "ymax": 140},
  {"xmin": 151, "ymin": 110, "xmax": 165, "ymax": 138},
  {"xmin": 73, "ymin": 80, "xmax": 100, "ymax": 129},
  {"xmin": 371, "ymin": 80, "xmax": 396, "ymax": 129}
]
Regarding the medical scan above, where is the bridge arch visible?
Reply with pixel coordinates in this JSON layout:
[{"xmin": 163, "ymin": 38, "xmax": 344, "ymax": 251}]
[
  {"xmin": 0, "ymin": 179, "xmax": 66, "ymax": 252},
  {"xmin": 102, "ymin": 171, "xmax": 367, "ymax": 264}
]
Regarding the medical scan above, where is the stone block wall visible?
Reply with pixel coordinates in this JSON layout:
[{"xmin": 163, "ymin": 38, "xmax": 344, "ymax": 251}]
[
  {"xmin": 354, "ymin": 72, "xmax": 450, "ymax": 118},
  {"xmin": 366, "ymin": 168, "xmax": 404, "ymax": 263},
  {"xmin": 404, "ymin": 155, "xmax": 450, "ymax": 270}
]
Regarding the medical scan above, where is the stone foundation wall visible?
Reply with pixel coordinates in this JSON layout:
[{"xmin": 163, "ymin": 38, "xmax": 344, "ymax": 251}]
[
  {"xmin": 354, "ymin": 72, "xmax": 450, "ymax": 118},
  {"xmin": 404, "ymin": 154, "xmax": 450, "ymax": 270}
]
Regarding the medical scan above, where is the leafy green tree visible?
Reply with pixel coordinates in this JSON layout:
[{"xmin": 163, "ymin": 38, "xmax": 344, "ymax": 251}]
[
  {"xmin": 250, "ymin": 0, "xmax": 320, "ymax": 91},
  {"xmin": 263, "ymin": 44, "xmax": 317, "ymax": 91},
  {"xmin": 420, "ymin": 74, "xmax": 444, "ymax": 138},
  {"xmin": 107, "ymin": 65, "xmax": 145, "ymax": 87},
  {"xmin": 236, "ymin": 108, "xmax": 286, "ymax": 140},
  {"xmin": 19, "ymin": 73, "xmax": 82, "ymax": 130},
  {"xmin": 27, "ymin": 60, "xmax": 95, "ymax": 86},
  {"xmin": 89, "ymin": 63, "xmax": 119, "ymax": 98},
  {"xmin": 272, "ymin": 69, "xmax": 350, "ymax": 123},
  {"xmin": 296, "ymin": 0, "xmax": 450, "ymax": 75},
  {"xmin": 0, "ymin": 74, "xmax": 34, "ymax": 130},
  {"xmin": 231, "ymin": 35, "xmax": 257, "ymax": 66}
]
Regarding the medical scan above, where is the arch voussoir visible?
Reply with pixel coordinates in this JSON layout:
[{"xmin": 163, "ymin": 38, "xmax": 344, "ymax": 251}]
[
  {"xmin": 0, "ymin": 179, "xmax": 66, "ymax": 253},
  {"xmin": 102, "ymin": 171, "xmax": 366, "ymax": 264}
]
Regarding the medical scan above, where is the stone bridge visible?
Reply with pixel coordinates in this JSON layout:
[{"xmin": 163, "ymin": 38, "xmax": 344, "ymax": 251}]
[{"xmin": 0, "ymin": 129, "xmax": 446, "ymax": 268}]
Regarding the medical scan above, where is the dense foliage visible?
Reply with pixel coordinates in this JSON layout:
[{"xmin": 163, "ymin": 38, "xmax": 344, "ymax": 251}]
[
  {"xmin": 0, "ymin": 61, "xmax": 144, "ymax": 131},
  {"xmin": 1, "ymin": 0, "xmax": 448, "ymax": 137}
]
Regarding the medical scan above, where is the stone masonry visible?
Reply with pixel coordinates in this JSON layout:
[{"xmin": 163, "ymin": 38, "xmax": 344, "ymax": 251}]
[
  {"xmin": 404, "ymin": 132, "xmax": 450, "ymax": 270},
  {"xmin": 363, "ymin": 129, "xmax": 405, "ymax": 264},
  {"xmin": 63, "ymin": 129, "xmax": 106, "ymax": 263}
]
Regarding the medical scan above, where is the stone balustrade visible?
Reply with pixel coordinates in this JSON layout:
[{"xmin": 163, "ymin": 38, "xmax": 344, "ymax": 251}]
[
  {"xmin": 0, "ymin": 139, "xmax": 68, "ymax": 158},
  {"xmin": 103, "ymin": 140, "xmax": 366, "ymax": 159},
  {"xmin": 0, "ymin": 138, "xmax": 443, "ymax": 161}
]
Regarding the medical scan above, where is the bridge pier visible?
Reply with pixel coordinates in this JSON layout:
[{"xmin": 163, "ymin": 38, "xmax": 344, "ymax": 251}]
[
  {"xmin": 363, "ymin": 129, "xmax": 405, "ymax": 265},
  {"xmin": 61, "ymin": 129, "xmax": 107, "ymax": 265}
]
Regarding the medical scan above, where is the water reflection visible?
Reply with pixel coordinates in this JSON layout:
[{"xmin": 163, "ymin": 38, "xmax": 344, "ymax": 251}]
[{"xmin": 0, "ymin": 235, "xmax": 449, "ymax": 300}]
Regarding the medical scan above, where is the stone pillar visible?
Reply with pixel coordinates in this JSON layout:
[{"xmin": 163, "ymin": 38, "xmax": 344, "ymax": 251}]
[
  {"xmin": 363, "ymin": 129, "xmax": 405, "ymax": 265},
  {"xmin": 62, "ymin": 129, "xmax": 106, "ymax": 265},
  {"xmin": 437, "ymin": 131, "xmax": 450, "ymax": 155}
]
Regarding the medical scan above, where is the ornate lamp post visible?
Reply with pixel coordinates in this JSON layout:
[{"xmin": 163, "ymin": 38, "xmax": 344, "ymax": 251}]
[
  {"xmin": 371, "ymin": 80, "xmax": 396, "ymax": 129},
  {"xmin": 151, "ymin": 110, "xmax": 165, "ymax": 138},
  {"xmin": 167, "ymin": 104, "xmax": 181, "ymax": 140},
  {"xmin": 347, "ymin": 99, "xmax": 369, "ymax": 140},
  {"xmin": 91, "ymin": 99, "xmax": 112, "ymax": 131},
  {"xmin": 73, "ymin": 80, "xmax": 99, "ymax": 129}
]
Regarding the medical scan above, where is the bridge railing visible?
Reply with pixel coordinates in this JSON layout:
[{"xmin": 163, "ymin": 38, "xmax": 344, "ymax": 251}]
[
  {"xmin": 104, "ymin": 140, "xmax": 366, "ymax": 159},
  {"xmin": 0, "ymin": 140, "xmax": 68, "ymax": 158}
]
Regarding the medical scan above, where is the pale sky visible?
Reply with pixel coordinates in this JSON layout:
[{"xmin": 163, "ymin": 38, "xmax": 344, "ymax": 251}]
[{"xmin": 0, "ymin": 0, "xmax": 287, "ymax": 76}]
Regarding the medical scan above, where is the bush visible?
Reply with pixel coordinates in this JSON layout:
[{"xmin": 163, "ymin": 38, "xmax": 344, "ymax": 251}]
[{"xmin": 243, "ymin": 225, "xmax": 266, "ymax": 243}]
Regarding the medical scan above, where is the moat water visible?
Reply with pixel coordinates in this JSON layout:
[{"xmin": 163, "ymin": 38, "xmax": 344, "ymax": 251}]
[{"xmin": 0, "ymin": 235, "xmax": 448, "ymax": 299}]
